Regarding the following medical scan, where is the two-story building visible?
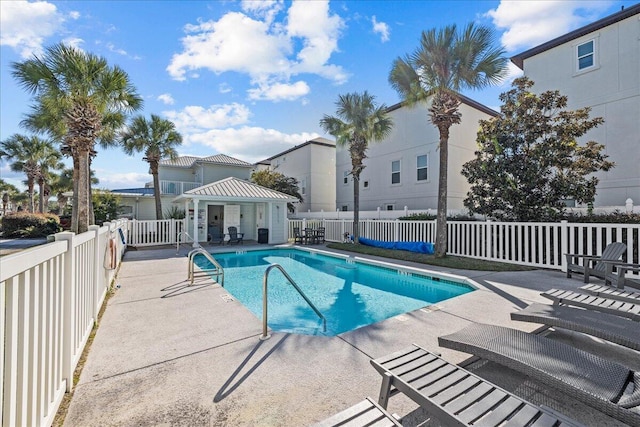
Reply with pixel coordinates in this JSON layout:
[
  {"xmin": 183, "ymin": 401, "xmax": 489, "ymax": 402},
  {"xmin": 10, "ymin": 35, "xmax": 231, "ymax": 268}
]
[
  {"xmin": 335, "ymin": 96, "xmax": 497, "ymax": 212},
  {"xmin": 256, "ymin": 137, "xmax": 336, "ymax": 214},
  {"xmin": 511, "ymin": 4, "xmax": 640, "ymax": 206}
]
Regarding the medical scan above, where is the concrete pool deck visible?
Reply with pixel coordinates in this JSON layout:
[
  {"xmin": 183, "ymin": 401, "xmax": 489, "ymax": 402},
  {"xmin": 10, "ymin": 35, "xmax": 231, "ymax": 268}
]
[{"xmin": 63, "ymin": 244, "xmax": 639, "ymax": 426}]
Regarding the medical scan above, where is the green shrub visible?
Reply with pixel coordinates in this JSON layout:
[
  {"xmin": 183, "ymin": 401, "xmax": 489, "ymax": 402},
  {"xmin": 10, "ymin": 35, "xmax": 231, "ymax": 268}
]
[
  {"xmin": 1, "ymin": 212, "xmax": 61, "ymax": 238},
  {"xmin": 164, "ymin": 206, "xmax": 185, "ymax": 219},
  {"xmin": 563, "ymin": 211, "xmax": 640, "ymax": 224},
  {"xmin": 398, "ymin": 213, "xmax": 479, "ymax": 221}
]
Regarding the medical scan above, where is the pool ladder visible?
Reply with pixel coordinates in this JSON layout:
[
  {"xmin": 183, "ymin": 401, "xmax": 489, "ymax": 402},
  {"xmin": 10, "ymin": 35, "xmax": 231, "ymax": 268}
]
[
  {"xmin": 261, "ymin": 264, "xmax": 326, "ymax": 340},
  {"xmin": 187, "ymin": 247, "xmax": 224, "ymax": 286}
]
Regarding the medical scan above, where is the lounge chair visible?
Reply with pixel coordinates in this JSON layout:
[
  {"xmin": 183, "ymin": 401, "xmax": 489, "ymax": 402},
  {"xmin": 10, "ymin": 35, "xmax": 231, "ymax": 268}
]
[
  {"xmin": 603, "ymin": 261, "xmax": 640, "ymax": 290},
  {"xmin": 438, "ymin": 323, "xmax": 640, "ymax": 426},
  {"xmin": 312, "ymin": 397, "xmax": 402, "ymax": 427},
  {"xmin": 579, "ymin": 283, "xmax": 640, "ymax": 304},
  {"xmin": 227, "ymin": 226, "xmax": 244, "ymax": 245},
  {"xmin": 370, "ymin": 344, "xmax": 584, "ymax": 427},
  {"xmin": 565, "ymin": 242, "xmax": 627, "ymax": 283},
  {"xmin": 208, "ymin": 226, "xmax": 225, "ymax": 245},
  {"xmin": 542, "ymin": 288, "xmax": 640, "ymax": 321},
  {"xmin": 511, "ymin": 303, "xmax": 640, "ymax": 351}
]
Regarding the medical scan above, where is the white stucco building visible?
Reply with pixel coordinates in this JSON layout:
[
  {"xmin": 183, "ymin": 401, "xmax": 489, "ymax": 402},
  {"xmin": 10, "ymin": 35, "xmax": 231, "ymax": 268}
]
[
  {"xmin": 256, "ymin": 137, "xmax": 336, "ymax": 214},
  {"xmin": 335, "ymin": 97, "xmax": 497, "ymax": 212},
  {"xmin": 511, "ymin": 4, "xmax": 640, "ymax": 206}
]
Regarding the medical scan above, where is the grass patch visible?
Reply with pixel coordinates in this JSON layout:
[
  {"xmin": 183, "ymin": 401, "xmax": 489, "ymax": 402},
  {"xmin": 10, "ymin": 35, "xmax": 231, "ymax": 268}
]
[{"xmin": 326, "ymin": 243, "xmax": 535, "ymax": 271}]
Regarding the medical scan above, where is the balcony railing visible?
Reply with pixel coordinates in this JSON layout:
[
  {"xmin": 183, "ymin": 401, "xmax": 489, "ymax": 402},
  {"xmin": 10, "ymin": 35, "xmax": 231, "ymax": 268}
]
[{"xmin": 159, "ymin": 180, "xmax": 202, "ymax": 195}]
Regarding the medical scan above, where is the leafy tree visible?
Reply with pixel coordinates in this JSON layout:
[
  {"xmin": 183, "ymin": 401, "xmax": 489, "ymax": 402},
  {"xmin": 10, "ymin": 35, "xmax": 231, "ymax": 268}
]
[
  {"xmin": 1, "ymin": 135, "xmax": 60, "ymax": 213},
  {"xmin": 34, "ymin": 142, "xmax": 63, "ymax": 213},
  {"xmin": 461, "ymin": 77, "xmax": 614, "ymax": 221},
  {"xmin": 0, "ymin": 179, "xmax": 20, "ymax": 215},
  {"xmin": 251, "ymin": 169, "xmax": 303, "ymax": 213},
  {"xmin": 11, "ymin": 43, "xmax": 142, "ymax": 233},
  {"xmin": 389, "ymin": 23, "xmax": 507, "ymax": 257},
  {"xmin": 92, "ymin": 190, "xmax": 121, "ymax": 225},
  {"xmin": 319, "ymin": 92, "xmax": 393, "ymax": 242},
  {"xmin": 119, "ymin": 114, "xmax": 182, "ymax": 220}
]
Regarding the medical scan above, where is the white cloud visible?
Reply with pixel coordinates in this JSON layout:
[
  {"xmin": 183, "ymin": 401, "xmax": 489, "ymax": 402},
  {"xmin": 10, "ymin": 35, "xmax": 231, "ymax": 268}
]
[
  {"xmin": 0, "ymin": 0, "xmax": 64, "ymax": 58},
  {"xmin": 157, "ymin": 93, "xmax": 175, "ymax": 105},
  {"xmin": 247, "ymin": 80, "xmax": 310, "ymax": 101},
  {"xmin": 187, "ymin": 126, "xmax": 320, "ymax": 163},
  {"xmin": 94, "ymin": 171, "xmax": 151, "ymax": 189},
  {"xmin": 487, "ymin": 1, "xmax": 612, "ymax": 52},
  {"xmin": 69, "ymin": 10, "xmax": 80, "ymax": 20},
  {"xmin": 371, "ymin": 15, "xmax": 390, "ymax": 42},
  {"xmin": 219, "ymin": 83, "xmax": 232, "ymax": 94},
  {"xmin": 163, "ymin": 103, "xmax": 252, "ymax": 133},
  {"xmin": 167, "ymin": 1, "xmax": 347, "ymax": 100},
  {"xmin": 62, "ymin": 37, "xmax": 84, "ymax": 49}
]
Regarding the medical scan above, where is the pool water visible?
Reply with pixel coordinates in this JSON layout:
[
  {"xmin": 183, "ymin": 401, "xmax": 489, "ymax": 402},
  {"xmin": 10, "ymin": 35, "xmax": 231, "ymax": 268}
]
[{"xmin": 196, "ymin": 249, "xmax": 473, "ymax": 336}]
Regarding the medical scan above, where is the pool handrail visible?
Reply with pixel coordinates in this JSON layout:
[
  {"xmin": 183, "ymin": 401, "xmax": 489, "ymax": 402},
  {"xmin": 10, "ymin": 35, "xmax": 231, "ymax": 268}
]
[
  {"xmin": 176, "ymin": 231, "xmax": 193, "ymax": 254},
  {"xmin": 261, "ymin": 263, "xmax": 327, "ymax": 340},
  {"xmin": 187, "ymin": 246, "xmax": 224, "ymax": 286}
]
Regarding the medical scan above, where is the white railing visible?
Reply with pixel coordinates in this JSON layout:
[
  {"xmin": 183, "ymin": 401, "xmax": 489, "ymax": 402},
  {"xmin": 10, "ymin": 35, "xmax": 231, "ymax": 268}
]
[
  {"xmin": 127, "ymin": 219, "xmax": 186, "ymax": 246},
  {"xmin": 287, "ymin": 218, "xmax": 640, "ymax": 276},
  {"xmin": 1, "ymin": 219, "xmax": 127, "ymax": 426},
  {"xmin": 159, "ymin": 180, "xmax": 201, "ymax": 195}
]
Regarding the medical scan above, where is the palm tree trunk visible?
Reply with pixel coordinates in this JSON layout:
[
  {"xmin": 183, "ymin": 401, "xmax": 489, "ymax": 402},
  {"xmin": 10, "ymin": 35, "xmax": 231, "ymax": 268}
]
[
  {"xmin": 27, "ymin": 180, "xmax": 35, "ymax": 213},
  {"xmin": 71, "ymin": 156, "xmax": 79, "ymax": 233},
  {"xmin": 38, "ymin": 179, "xmax": 45, "ymax": 213},
  {"xmin": 151, "ymin": 161, "xmax": 163, "ymax": 220},
  {"xmin": 76, "ymin": 150, "xmax": 91, "ymax": 233},
  {"xmin": 435, "ymin": 125, "xmax": 450, "ymax": 257},
  {"xmin": 353, "ymin": 175, "xmax": 360, "ymax": 243}
]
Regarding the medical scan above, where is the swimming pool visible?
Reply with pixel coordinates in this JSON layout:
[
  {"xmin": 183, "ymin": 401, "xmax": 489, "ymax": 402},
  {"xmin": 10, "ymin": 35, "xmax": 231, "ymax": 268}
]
[{"xmin": 196, "ymin": 248, "xmax": 474, "ymax": 336}]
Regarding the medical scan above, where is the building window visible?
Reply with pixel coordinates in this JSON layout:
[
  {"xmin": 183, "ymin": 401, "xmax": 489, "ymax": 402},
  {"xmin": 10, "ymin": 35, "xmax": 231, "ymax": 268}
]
[
  {"xmin": 343, "ymin": 170, "xmax": 349, "ymax": 184},
  {"xmin": 386, "ymin": 204, "xmax": 394, "ymax": 211},
  {"xmin": 391, "ymin": 160, "xmax": 401, "ymax": 184},
  {"xmin": 577, "ymin": 40, "xmax": 594, "ymax": 70},
  {"xmin": 417, "ymin": 155, "xmax": 428, "ymax": 181},
  {"xmin": 341, "ymin": 205, "xmax": 348, "ymax": 211},
  {"xmin": 300, "ymin": 179, "xmax": 306, "ymax": 195},
  {"xmin": 363, "ymin": 180, "xmax": 369, "ymax": 189}
]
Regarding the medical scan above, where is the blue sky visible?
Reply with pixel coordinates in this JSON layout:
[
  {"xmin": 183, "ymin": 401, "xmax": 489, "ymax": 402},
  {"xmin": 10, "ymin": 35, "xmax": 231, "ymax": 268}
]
[{"xmin": 1, "ymin": 0, "xmax": 636, "ymax": 191}]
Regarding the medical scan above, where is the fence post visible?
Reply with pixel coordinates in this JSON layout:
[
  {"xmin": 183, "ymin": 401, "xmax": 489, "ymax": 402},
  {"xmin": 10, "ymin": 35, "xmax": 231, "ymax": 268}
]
[
  {"xmin": 560, "ymin": 220, "xmax": 569, "ymax": 272},
  {"xmin": 486, "ymin": 220, "xmax": 492, "ymax": 259},
  {"xmin": 89, "ymin": 225, "xmax": 101, "ymax": 319},
  {"xmin": 394, "ymin": 219, "xmax": 399, "ymax": 241},
  {"xmin": 55, "ymin": 231, "xmax": 76, "ymax": 392}
]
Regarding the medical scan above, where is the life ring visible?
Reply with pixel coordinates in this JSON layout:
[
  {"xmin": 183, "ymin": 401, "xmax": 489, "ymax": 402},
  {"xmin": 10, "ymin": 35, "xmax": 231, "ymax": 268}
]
[{"xmin": 104, "ymin": 237, "xmax": 118, "ymax": 270}]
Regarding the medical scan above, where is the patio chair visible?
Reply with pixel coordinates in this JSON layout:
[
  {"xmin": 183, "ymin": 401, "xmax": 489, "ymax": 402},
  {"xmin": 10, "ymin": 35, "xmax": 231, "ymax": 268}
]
[
  {"xmin": 305, "ymin": 227, "xmax": 317, "ymax": 244},
  {"xmin": 208, "ymin": 226, "xmax": 225, "ymax": 245},
  {"xmin": 603, "ymin": 261, "xmax": 640, "ymax": 290},
  {"xmin": 227, "ymin": 226, "xmax": 244, "ymax": 245},
  {"xmin": 542, "ymin": 288, "xmax": 640, "ymax": 321},
  {"xmin": 369, "ymin": 344, "xmax": 584, "ymax": 427},
  {"xmin": 293, "ymin": 227, "xmax": 305, "ymax": 245},
  {"xmin": 312, "ymin": 397, "xmax": 402, "ymax": 427},
  {"xmin": 511, "ymin": 303, "xmax": 640, "ymax": 351},
  {"xmin": 315, "ymin": 227, "xmax": 326, "ymax": 244},
  {"xmin": 438, "ymin": 323, "xmax": 640, "ymax": 426},
  {"xmin": 565, "ymin": 242, "xmax": 627, "ymax": 283}
]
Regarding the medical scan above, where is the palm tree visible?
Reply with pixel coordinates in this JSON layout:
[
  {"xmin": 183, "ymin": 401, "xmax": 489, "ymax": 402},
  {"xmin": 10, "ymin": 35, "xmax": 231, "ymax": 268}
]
[
  {"xmin": 35, "ymin": 142, "xmax": 63, "ymax": 213},
  {"xmin": 11, "ymin": 43, "xmax": 142, "ymax": 233},
  {"xmin": 389, "ymin": 23, "xmax": 507, "ymax": 257},
  {"xmin": 320, "ymin": 92, "xmax": 393, "ymax": 243},
  {"xmin": 1, "ymin": 134, "xmax": 59, "ymax": 213},
  {"xmin": 120, "ymin": 114, "xmax": 182, "ymax": 220}
]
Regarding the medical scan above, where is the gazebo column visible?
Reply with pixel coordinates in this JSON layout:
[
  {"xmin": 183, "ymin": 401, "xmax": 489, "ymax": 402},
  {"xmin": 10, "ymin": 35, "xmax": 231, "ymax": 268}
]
[
  {"xmin": 192, "ymin": 198, "xmax": 200, "ymax": 247},
  {"xmin": 184, "ymin": 199, "xmax": 190, "ymax": 241}
]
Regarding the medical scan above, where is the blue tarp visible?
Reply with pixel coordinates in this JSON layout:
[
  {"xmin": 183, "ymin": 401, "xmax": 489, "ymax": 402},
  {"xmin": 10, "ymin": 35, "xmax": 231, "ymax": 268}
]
[{"xmin": 359, "ymin": 237, "xmax": 434, "ymax": 254}]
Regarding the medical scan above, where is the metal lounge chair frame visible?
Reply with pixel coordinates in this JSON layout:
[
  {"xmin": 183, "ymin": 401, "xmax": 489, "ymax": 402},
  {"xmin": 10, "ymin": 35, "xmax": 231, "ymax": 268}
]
[
  {"xmin": 511, "ymin": 303, "xmax": 640, "ymax": 351},
  {"xmin": 368, "ymin": 344, "xmax": 584, "ymax": 427},
  {"xmin": 438, "ymin": 323, "xmax": 640, "ymax": 426},
  {"xmin": 579, "ymin": 283, "xmax": 640, "ymax": 304},
  {"xmin": 565, "ymin": 242, "xmax": 627, "ymax": 283},
  {"xmin": 312, "ymin": 397, "xmax": 402, "ymax": 427},
  {"xmin": 227, "ymin": 226, "xmax": 244, "ymax": 245},
  {"xmin": 542, "ymin": 288, "xmax": 640, "ymax": 321}
]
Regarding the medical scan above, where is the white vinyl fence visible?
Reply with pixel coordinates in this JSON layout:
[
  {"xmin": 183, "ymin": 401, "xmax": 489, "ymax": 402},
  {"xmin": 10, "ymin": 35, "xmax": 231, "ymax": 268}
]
[
  {"xmin": 288, "ymin": 218, "xmax": 640, "ymax": 276},
  {"xmin": 127, "ymin": 219, "xmax": 186, "ymax": 246},
  {"xmin": 1, "ymin": 220, "xmax": 127, "ymax": 426}
]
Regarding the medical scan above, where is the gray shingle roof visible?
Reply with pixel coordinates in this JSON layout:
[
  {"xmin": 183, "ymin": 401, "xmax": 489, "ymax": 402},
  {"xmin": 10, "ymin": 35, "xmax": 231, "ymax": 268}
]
[
  {"xmin": 184, "ymin": 177, "xmax": 298, "ymax": 201},
  {"xmin": 160, "ymin": 154, "xmax": 252, "ymax": 168}
]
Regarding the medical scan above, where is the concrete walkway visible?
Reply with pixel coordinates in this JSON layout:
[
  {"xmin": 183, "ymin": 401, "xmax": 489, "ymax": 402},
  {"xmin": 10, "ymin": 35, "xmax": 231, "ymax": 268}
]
[{"xmin": 64, "ymin": 244, "xmax": 639, "ymax": 426}]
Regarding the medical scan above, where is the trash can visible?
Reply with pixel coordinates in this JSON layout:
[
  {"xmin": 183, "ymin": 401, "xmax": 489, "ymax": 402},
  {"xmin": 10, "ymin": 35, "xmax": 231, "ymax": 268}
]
[{"xmin": 258, "ymin": 228, "xmax": 268, "ymax": 244}]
